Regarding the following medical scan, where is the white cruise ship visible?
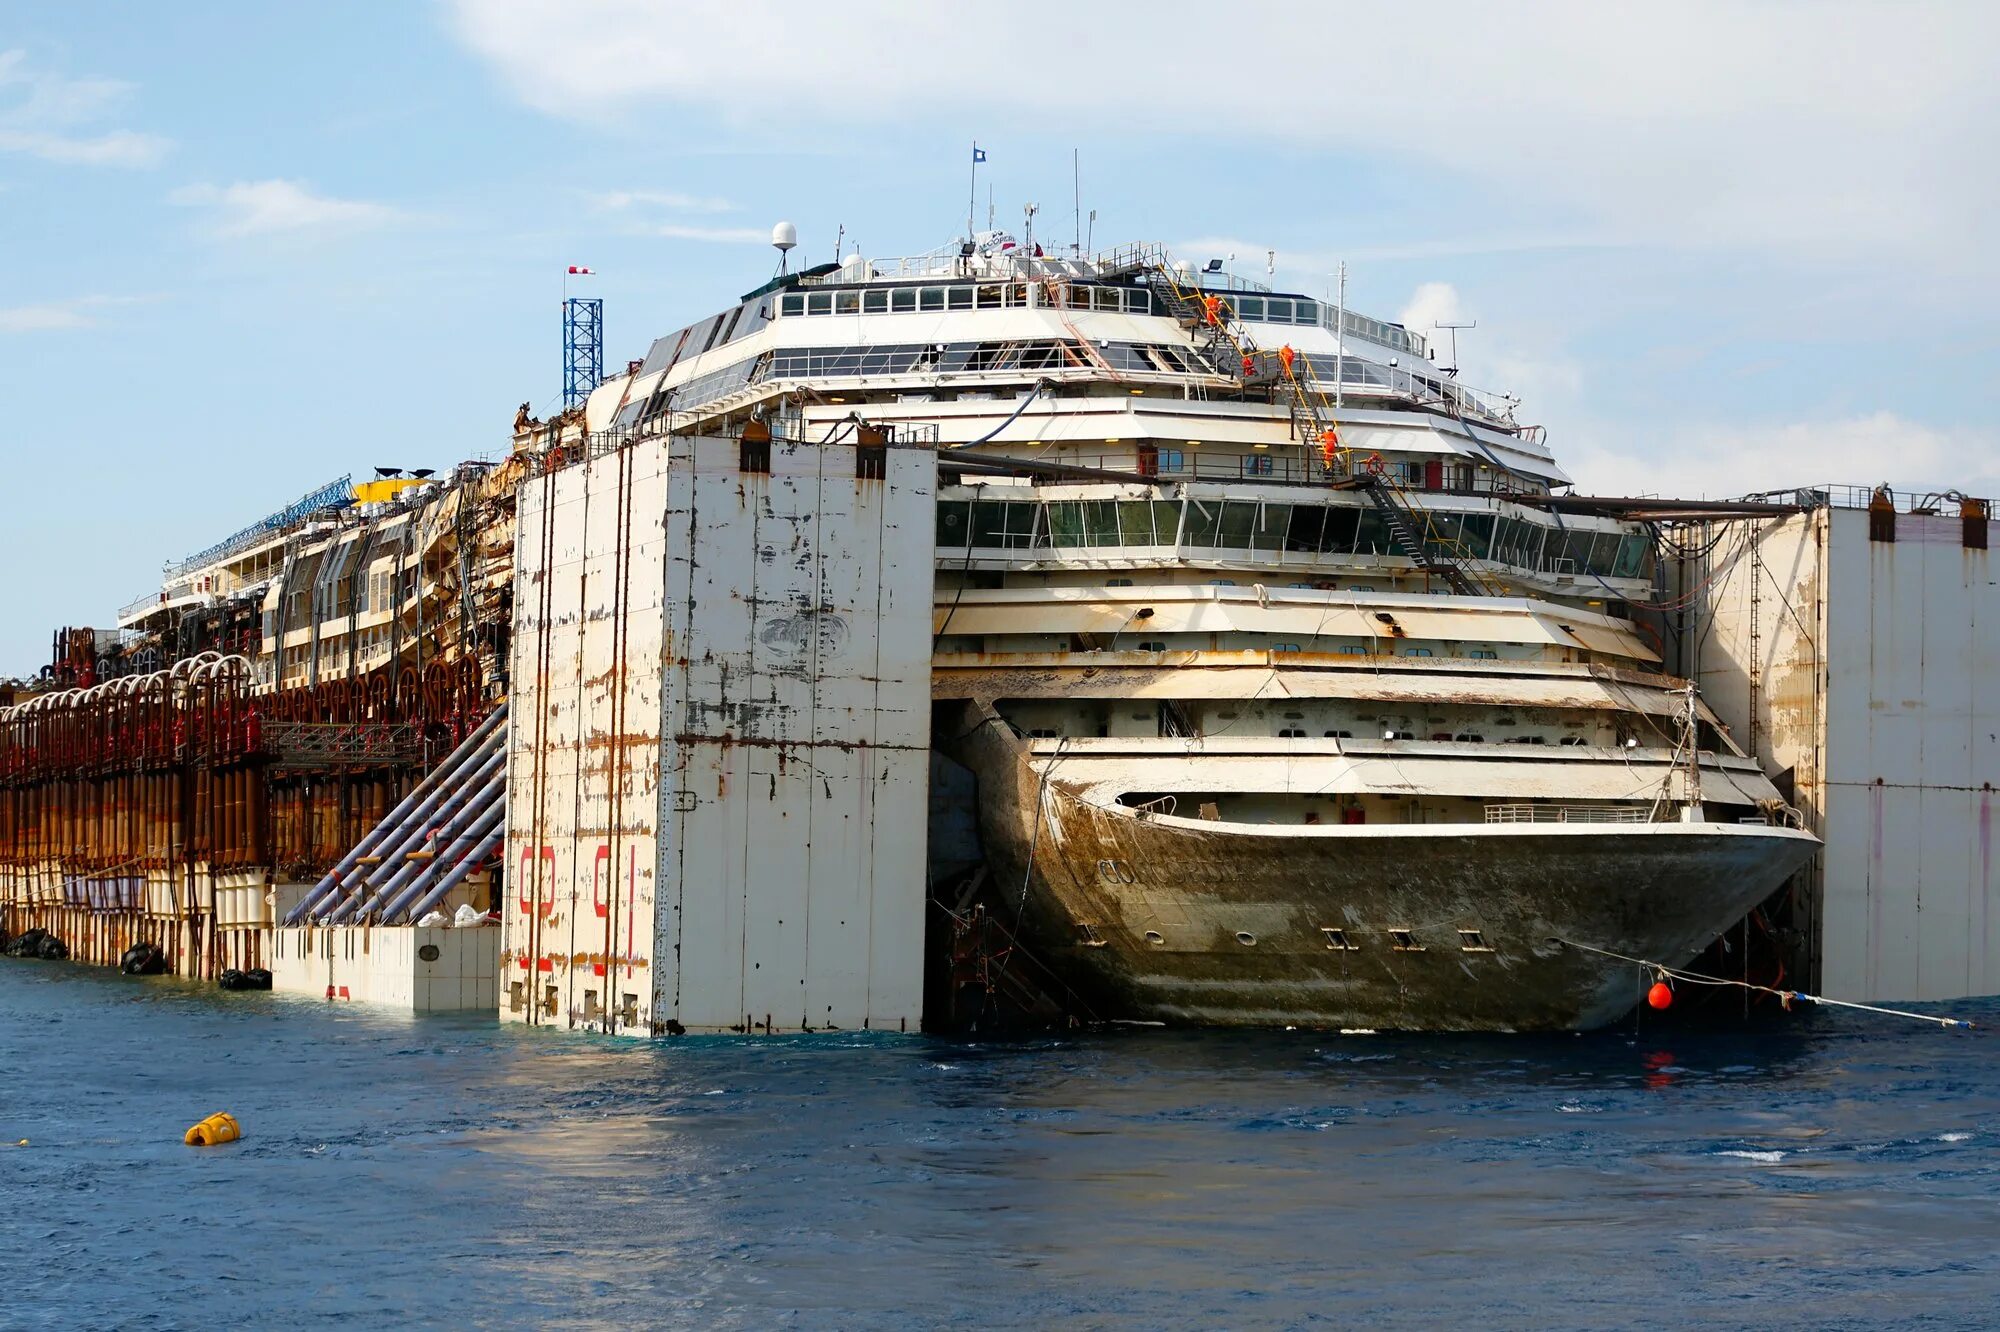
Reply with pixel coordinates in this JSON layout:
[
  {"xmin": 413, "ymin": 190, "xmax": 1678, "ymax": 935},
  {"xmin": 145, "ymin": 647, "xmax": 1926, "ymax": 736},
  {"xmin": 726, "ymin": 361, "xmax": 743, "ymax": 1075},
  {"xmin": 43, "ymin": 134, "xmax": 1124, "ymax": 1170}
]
[{"xmin": 561, "ymin": 229, "xmax": 1820, "ymax": 1031}]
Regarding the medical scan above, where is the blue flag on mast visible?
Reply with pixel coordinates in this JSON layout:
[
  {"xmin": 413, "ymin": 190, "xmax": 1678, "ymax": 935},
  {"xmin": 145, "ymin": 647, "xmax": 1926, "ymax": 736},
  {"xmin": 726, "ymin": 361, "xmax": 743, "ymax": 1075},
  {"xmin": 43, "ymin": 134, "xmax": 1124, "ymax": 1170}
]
[{"xmin": 973, "ymin": 146, "xmax": 987, "ymax": 163}]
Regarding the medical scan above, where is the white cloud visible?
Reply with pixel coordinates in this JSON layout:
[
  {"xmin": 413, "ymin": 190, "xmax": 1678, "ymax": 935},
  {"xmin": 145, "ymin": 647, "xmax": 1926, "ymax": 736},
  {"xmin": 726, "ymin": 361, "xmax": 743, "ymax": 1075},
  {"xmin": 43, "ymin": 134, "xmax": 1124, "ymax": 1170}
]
[
  {"xmin": 169, "ymin": 180, "xmax": 408, "ymax": 238},
  {"xmin": 650, "ymin": 223, "xmax": 768, "ymax": 243},
  {"xmin": 1564, "ymin": 412, "xmax": 2000, "ymax": 501},
  {"xmin": 444, "ymin": 1, "xmax": 2000, "ymax": 268},
  {"xmin": 590, "ymin": 189, "xmax": 760, "ymax": 241},
  {"xmin": 0, "ymin": 49, "xmax": 169, "ymax": 168},
  {"xmin": 593, "ymin": 189, "xmax": 736, "ymax": 213},
  {"xmin": 0, "ymin": 294, "xmax": 143, "ymax": 333},
  {"xmin": 1398, "ymin": 283, "xmax": 1467, "ymax": 359}
]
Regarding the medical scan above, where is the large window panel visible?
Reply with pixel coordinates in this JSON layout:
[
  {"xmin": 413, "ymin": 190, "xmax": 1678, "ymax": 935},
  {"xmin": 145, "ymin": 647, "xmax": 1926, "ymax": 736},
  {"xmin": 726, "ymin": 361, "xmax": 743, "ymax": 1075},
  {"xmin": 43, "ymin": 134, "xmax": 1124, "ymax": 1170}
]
[
  {"xmin": 1614, "ymin": 533, "xmax": 1649, "ymax": 580},
  {"xmin": 1355, "ymin": 508, "xmax": 1392, "ymax": 555},
  {"xmin": 1216, "ymin": 500, "xmax": 1258, "ymax": 547},
  {"xmin": 1183, "ymin": 498, "xmax": 1222, "ymax": 546},
  {"xmin": 1285, "ymin": 504, "xmax": 1327, "ymax": 553},
  {"xmin": 1322, "ymin": 506, "xmax": 1360, "ymax": 555},
  {"xmin": 970, "ymin": 500, "xmax": 1010, "ymax": 547},
  {"xmin": 1555, "ymin": 529, "xmax": 1595, "ymax": 575},
  {"xmin": 1116, "ymin": 501, "xmax": 1157, "ymax": 545},
  {"xmin": 1581, "ymin": 532, "xmax": 1615, "ymax": 577},
  {"xmin": 1083, "ymin": 500, "xmax": 1121, "ymax": 546},
  {"xmin": 1004, "ymin": 502, "xmax": 1041, "ymax": 549},
  {"xmin": 1045, "ymin": 500, "xmax": 1086, "ymax": 548},
  {"xmin": 968, "ymin": 500, "xmax": 1039, "ymax": 550},
  {"xmin": 1152, "ymin": 500, "xmax": 1185, "ymax": 543},
  {"xmin": 1252, "ymin": 502, "xmax": 1290, "ymax": 552},
  {"xmin": 1515, "ymin": 521, "xmax": 1548, "ymax": 570},
  {"xmin": 1459, "ymin": 512, "xmax": 1495, "ymax": 559},
  {"xmin": 936, "ymin": 500, "xmax": 971, "ymax": 546}
]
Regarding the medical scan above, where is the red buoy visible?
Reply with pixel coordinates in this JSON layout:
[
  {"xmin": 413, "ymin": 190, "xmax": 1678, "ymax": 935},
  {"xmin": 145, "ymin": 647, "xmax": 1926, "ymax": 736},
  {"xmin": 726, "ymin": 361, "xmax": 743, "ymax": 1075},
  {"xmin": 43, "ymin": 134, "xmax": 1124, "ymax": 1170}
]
[{"xmin": 1647, "ymin": 981, "xmax": 1674, "ymax": 1010}]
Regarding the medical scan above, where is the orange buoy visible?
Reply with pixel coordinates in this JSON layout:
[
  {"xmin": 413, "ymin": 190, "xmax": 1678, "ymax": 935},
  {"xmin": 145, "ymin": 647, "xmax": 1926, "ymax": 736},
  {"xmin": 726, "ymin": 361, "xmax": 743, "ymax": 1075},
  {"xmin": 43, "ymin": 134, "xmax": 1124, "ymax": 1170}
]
[
  {"xmin": 184, "ymin": 1112, "xmax": 241, "ymax": 1146},
  {"xmin": 1647, "ymin": 981, "xmax": 1674, "ymax": 1010}
]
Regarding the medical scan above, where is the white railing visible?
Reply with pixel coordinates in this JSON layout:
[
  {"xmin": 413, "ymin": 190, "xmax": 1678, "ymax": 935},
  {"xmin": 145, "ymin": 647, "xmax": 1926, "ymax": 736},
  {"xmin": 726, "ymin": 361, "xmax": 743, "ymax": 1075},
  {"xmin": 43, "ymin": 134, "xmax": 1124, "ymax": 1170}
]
[
  {"xmin": 807, "ymin": 243, "xmax": 966, "ymax": 281},
  {"xmin": 117, "ymin": 590, "xmax": 165, "ymax": 623},
  {"xmin": 1485, "ymin": 803, "xmax": 1649, "ymax": 825}
]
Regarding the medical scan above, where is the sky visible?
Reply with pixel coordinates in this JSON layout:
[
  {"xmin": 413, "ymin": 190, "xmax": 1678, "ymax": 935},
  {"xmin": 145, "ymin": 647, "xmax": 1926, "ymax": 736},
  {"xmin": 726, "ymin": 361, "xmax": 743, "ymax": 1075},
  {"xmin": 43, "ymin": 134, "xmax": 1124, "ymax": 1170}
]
[{"xmin": 2, "ymin": 1, "xmax": 1996, "ymax": 674}]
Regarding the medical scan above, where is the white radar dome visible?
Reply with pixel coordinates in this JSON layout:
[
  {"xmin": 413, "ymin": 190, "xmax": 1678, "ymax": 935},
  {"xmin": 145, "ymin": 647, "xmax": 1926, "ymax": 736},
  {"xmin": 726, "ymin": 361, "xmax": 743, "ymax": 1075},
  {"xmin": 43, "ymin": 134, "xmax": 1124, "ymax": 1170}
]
[{"xmin": 771, "ymin": 221, "xmax": 798, "ymax": 252}]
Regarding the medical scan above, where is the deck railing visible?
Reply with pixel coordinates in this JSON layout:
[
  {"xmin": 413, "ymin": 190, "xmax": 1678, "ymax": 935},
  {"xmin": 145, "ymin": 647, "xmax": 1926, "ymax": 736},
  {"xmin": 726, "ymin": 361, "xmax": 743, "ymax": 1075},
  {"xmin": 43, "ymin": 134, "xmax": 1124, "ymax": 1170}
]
[
  {"xmin": 1484, "ymin": 803, "xmax": 1650, "ymax": 825},
  {"xmin": 1737, "ymin": 483, "xmax": 1992, "ymax": 513}
]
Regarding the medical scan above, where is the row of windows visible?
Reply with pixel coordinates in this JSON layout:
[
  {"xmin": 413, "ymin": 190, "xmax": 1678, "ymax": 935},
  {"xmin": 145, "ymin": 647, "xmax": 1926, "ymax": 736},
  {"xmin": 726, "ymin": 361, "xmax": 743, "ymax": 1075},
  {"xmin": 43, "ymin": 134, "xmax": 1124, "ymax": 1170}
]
[
  {"xmin": 1219, "ymin": 296, "xmax": 1424, "ymax": 356},
  {"xmin": 631, "ymin": 334, "xmax": 1213, "ymax": 426},
  {"xmin": 619, "ymin": 351, "xmax": 769, "ymax": 428},
  {"xmin": 638, "ymin": 298, "xmax": 772, "ymax": 379},
  {"xmin": 1231, "ymin": 294, "xmax": 1322, "ymax": 326},
  {"xmin": 770, "ymin": 282, "xmax": 1417, "ymax": 357},
  {"xmin": 779, "ymin": 282, "xmax": 1155, "ymax": 318},
  {"xmin": 763, "ymin": 340, "xmax": 1198, "ymax": 379},
  {"xmin": 628, "ymin": 283, "xmax": 1426, "ymax": 409},
  {"xmin": 935, "ymin": 497, "xmax": 1653, "ymax": 580},
  {"xmin": 1127, "ymin": 640, "xmax": 1501, "ymax": 661}
]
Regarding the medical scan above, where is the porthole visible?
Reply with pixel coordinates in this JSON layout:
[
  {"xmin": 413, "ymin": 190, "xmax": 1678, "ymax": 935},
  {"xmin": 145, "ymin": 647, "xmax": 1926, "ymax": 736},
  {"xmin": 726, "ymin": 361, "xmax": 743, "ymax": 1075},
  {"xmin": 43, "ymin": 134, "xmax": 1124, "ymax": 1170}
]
[
  {"xmin": 1144, "ymin": 930, "xmax": 1165, "ymax": 945},
  {"xmin": 1236, "ymin": 931, "xmax": 1257, "ymax": 946}
]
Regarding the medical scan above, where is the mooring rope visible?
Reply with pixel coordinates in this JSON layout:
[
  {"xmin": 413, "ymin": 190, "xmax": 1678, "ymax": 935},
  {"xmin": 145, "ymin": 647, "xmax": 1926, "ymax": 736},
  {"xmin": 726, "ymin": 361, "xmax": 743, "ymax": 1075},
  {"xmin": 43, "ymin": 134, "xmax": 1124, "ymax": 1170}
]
[{"xmin": 1553, "ymin": 937, "xmax": 1979, "ymax": 1031}]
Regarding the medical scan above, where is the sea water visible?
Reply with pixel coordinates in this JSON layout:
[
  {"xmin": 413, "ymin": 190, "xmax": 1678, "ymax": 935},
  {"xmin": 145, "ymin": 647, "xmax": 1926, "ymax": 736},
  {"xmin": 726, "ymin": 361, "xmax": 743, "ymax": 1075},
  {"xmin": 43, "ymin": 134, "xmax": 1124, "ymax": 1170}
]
[{"xmin": 3, "ymin": 961, "xmax": 1997, "ymax": 1329}]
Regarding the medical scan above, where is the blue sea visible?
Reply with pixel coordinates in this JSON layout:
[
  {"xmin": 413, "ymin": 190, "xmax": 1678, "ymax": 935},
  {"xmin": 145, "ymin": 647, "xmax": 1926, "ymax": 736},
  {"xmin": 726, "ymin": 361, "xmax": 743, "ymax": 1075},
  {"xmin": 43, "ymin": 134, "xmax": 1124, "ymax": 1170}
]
[{"xmin": 3, "ymin": 962, "xmax": 1997, "ymax": 1329}]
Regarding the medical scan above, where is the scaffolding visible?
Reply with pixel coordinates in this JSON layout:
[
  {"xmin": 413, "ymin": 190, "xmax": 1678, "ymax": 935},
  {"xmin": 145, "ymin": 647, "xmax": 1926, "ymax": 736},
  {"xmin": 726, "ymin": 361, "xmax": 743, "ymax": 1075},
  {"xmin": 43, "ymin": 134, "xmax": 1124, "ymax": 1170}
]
[{"xmin": 563, "ymin": 297, "xmax": 603, "ymax": 411}]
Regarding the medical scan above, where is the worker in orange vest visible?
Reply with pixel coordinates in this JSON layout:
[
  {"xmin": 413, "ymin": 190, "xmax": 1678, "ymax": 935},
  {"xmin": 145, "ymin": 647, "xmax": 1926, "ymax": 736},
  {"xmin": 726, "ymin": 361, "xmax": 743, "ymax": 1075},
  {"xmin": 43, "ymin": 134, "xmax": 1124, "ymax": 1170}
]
[
  {"xmin": 1279, "ymin": 344, "xmax": 1296, "ymax": 376},
  {"xmin": 1320, "ymin": 426, "xmax": 1340, "ymax": 472},
  {"xmin": 1202, "ymin": 294, "xmax": 1222, "ymax": 325}
]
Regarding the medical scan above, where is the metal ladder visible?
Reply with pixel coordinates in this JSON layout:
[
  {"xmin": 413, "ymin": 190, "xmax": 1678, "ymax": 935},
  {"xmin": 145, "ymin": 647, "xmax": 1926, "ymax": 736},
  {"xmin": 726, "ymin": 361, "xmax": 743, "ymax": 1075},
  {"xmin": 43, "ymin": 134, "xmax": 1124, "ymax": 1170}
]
[
  {"xmin": 1357, "ymin": 474, "xmax": 1508, "ymax": 596},
  {"xmin": 1150, "ymin": 262, "xmax": 1254, "ymax": 380},
  {"xmin": 1148, "ymin": 253, "xmax": 1506, "ymax": 596},
  {"xmin": 1279, "ymin": 367, "xmax": 1346, "ymax": 478},
  {"xmin": 1152, "ymin": 257, "xmax": 1351, "ymax": 479}
]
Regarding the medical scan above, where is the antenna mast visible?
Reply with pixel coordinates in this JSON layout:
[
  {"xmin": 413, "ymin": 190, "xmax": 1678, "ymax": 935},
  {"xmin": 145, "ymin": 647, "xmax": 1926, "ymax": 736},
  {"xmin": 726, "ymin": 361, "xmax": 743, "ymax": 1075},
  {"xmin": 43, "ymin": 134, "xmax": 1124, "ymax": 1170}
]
[
  {"xmin": 1435, "ymin": 319, "xmax": 1477, "ymax": 377},
  {"xmin": 1333, "ymin": 261, "xmax": 1346, "ymax": 409}
]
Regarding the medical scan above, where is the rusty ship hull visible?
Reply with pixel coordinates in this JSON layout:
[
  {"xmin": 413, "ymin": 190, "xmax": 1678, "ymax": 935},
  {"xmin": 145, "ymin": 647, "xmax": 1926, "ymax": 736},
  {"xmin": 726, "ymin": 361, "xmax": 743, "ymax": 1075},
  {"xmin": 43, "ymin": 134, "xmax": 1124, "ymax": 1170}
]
[{"xmin": 954, "ymin": 711, "xmax": 1820, "ymax": 1031}]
